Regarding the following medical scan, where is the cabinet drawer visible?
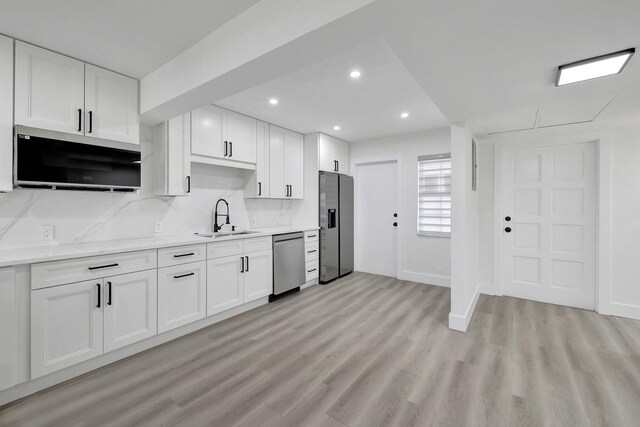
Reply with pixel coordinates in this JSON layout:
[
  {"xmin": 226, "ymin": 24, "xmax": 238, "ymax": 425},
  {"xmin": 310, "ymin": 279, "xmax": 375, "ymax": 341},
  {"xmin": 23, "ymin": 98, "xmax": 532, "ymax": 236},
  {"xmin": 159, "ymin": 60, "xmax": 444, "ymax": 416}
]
[
  {"xmin": 158, "ymin": 244, "xmax": 206, "ymax": 268},
  {"xmin": 305, "ymin": 240, "xmax": 319, "ymax": 261},
  {"xmin": 306, "ymin": 259, "xmax": 319, "ymax": 281},
  {"xmin": 207, "ymin": 239, "xmax": 244, "ymax": 259},
  {"xmin": 304, "ymin": 230, "xmax": 319, "ymax": 244},
  {"xmin": 31, "ymin": 250, "xmax": 157, "ymax": 290},
  {"xmin": 243, "ymin": 236, "xmax": 272, "ymax": 253}
]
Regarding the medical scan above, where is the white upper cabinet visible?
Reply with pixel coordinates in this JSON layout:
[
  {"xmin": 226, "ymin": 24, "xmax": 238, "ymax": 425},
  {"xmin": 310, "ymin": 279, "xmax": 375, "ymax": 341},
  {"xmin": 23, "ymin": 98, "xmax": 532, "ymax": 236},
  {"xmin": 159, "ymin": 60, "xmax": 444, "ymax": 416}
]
[
  {"xmin": 84, "ymin": 64, "xmax": 139, "ymax": 144},
  {"xmin": 14, "ymin": 41, "xmax": 139, "ymax": 144},
  {"xmin": 285, "ymin": 129, "xmax": 304, "ymax": 199},
  {"xmin": 14, "ymin": 41, "xmax": 85, "ymax": 134},
  {"xmin": 155, "ymin": 113, "xmax": 191, "ymax": 197},
  {"xmin": 269, "ymin": 125, "xmax": 286, "ymax": 199},
  {"xmin": 191, "ymin": 105, "xmax": 256, "ymax": 165},
  {"xmin": 244, "ymin": 120, "xmax": 270, "ymax": 198},
  {"xmin": 191, "ymin": 105, "xmax": 226, "ymax": 158},
  {"xmin": 0, "ymin": 35, "xmax": 12, "ymax": 193},
  {"xmin": 319, "ymin": 134, "xmax": 349, "ymax": 174},
  {"xmin": 226, "ymin": 110, "xmax": 256, "ymax": 163}
]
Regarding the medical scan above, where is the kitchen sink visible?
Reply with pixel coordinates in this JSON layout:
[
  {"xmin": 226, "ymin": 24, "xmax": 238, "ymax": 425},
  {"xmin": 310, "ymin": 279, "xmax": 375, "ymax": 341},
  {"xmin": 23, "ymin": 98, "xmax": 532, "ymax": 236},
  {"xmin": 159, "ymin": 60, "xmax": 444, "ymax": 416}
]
[{"xmin": 194, "ymin": 230, "xmax": 261, "ymax": 238}]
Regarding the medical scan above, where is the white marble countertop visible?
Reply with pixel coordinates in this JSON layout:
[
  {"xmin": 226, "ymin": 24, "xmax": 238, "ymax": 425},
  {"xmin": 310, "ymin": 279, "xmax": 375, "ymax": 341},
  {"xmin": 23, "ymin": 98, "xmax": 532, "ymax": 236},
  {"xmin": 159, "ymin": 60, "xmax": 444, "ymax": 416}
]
[{"xmin": 0, "ymin": 225, "xmax": 319, "ymax": 268}]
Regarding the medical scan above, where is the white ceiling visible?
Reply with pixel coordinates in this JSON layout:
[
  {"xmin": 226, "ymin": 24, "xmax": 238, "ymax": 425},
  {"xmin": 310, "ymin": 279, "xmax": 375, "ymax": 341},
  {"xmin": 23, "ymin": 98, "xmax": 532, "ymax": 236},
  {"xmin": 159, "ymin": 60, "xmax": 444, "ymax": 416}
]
[
  {"xmin": 216, "ymin": 40, "xmax": 448, "ymax": 142},
  {"xmin": 0, "ymin": 0, "xmax": 260, "ymax": 78}
]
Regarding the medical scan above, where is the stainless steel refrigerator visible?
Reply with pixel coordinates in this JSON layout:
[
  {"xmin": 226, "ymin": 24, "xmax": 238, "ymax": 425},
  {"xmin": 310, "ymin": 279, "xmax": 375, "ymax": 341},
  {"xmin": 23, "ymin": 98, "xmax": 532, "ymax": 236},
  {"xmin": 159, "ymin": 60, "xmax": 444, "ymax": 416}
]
[{"xmin": 319, "ymin": 172, "xmax": 354, "ymax": 283}]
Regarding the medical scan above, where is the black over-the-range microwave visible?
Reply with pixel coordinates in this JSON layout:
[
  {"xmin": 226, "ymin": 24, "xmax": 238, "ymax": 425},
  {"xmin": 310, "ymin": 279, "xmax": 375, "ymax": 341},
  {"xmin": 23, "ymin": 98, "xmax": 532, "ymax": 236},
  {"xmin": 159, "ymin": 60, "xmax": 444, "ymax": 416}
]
[{"xmin": 13, "ymin": 125, "xmax": 141, "ymax": 192}]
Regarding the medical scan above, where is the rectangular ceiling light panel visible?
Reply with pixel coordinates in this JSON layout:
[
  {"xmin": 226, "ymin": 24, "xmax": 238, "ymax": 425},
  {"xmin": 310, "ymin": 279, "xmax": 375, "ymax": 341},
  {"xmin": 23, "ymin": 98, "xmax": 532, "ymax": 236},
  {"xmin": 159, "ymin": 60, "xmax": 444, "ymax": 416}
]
[{"xmin": 556, "ymin": 48, "xmax": 635, "ymax": 86}]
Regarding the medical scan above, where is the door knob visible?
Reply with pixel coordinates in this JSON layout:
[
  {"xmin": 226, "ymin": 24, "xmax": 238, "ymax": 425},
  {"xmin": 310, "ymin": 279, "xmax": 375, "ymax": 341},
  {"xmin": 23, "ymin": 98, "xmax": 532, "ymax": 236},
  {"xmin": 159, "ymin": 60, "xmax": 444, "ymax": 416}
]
[
  {"xmin": 393, "ymin": 222, "xmax": 398, "ymax": 227},
  {"xmin": 505, "ymin": 227, "xmax": 512, "ymax": 233},
  {"xmin": 393, "ymin": 213, "xmax": 398, "ymax": 218},
  {"xmin": 505, "ymin": 216, "xmax": 511, "ymax": 221}
]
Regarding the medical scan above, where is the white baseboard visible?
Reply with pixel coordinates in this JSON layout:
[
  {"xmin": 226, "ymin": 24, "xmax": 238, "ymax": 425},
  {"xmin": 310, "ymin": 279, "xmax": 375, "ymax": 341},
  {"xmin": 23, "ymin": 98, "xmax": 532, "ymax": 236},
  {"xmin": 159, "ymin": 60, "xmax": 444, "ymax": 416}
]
[
  {"xmin": 398, "ymin": 271, "xmax": 450, "ymax": 287},
  {"xmin": 0, "ymin": 297, "xmax": 269, "ymax": 407},
  {"xmin": 609, "ymin": 301, "xmax": 640, "ymax": 320},
  {"xmin": 448, "ymin": 283, "xmax": 480, "ymax": 332}
]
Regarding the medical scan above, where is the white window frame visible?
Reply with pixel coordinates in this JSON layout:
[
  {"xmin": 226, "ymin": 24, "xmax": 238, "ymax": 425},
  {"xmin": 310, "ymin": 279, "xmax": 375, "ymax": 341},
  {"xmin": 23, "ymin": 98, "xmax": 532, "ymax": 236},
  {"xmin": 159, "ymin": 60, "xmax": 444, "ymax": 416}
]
[{"xmin": 417, "ymin": 153, "xmax": 451, "ymax": 237}]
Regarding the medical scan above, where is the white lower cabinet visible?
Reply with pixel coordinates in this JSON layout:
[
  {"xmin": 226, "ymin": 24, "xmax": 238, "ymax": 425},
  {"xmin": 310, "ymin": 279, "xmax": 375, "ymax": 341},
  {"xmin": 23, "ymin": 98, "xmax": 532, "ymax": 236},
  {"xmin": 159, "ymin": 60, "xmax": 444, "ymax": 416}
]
[
  {"xmin": 158, "ymin": 261, "xmax": 207, "ymax": 333},
  {"xmin": 243, "ymin": 249, "xmax": 273, "ymax": 303},
  {"xmin": 31, "ymin": 279, "xmax": 104, "ymax": 378},
  {"xmin": 31, "ymin": 269, "xmax": 157, "ymax": 378},
  {"xmin": 0, "ymin": 268, "xmax": 18, "ymax": 391},
  {"xmin": 103, "ymin": 270, "xmax": 157, "ymax": 352},
  {"xmin": 207, "ymin": 255, "xmax": 244, "ymax": 316}
]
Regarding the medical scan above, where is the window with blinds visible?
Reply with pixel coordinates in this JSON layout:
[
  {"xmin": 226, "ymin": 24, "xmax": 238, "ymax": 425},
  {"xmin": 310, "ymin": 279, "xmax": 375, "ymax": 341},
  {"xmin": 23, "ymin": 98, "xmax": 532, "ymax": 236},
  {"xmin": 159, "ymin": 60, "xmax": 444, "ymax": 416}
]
[{"xmin": 418, "ymin": 154, "xmax": 451, "ymax": 236}]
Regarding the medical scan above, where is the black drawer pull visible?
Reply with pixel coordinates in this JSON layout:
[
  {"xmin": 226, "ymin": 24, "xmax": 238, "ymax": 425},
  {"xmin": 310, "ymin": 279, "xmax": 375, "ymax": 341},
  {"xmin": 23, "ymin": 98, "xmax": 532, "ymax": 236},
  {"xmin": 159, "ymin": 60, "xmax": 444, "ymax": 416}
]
[
  {"xmin": 307, "ymin": 250, "xmax": 317, "ymax": 253},
  {"xmin": 89, "ymin": 263, "xmax": 119, "ymax": 271},
  {"xmin": 173, "ymin": 252, "xmax": 195, "ymax": 258},
  {"xmin": 307, "ymin": 268, "xmax": 317, "ymax": 273},
  {"xmin": 307, "ymin": 234, "xmax": 317, "ymax": 238},
  {"xmin": 174, "ymin": 272, "xmax": 195, "ymax": 279}
]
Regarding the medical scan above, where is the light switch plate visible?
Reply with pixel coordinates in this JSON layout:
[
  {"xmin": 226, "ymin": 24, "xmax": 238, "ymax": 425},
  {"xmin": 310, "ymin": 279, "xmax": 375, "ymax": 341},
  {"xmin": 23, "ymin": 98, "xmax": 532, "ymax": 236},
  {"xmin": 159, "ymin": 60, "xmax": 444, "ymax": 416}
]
[
  {"xmin": 41, "ymin": 225, "xmax": 54, "ymax": 241},
  {"xmin": 155, "ymin": 221, "xmax": 164, "ymax": 233}
]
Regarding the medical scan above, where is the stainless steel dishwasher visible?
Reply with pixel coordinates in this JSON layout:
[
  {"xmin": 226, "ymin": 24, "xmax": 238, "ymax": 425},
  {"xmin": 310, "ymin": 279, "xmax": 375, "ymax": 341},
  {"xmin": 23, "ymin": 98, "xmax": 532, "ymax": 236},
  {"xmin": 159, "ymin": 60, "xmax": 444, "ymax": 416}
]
[{"xmin": 271, "ymin": 232, "xmax": 306, "ymax": 301}]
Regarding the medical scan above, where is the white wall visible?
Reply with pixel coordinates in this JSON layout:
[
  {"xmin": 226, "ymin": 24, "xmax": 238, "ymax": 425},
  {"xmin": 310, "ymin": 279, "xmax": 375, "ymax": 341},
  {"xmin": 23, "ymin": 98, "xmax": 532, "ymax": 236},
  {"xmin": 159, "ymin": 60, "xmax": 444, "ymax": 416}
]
[
  {"xmin": 449, "ymin": 125, "xmax": 480, "ymax": 331},
  {"xmin": 0, "ymin": 125, "xmax": 303, "ymax": 248},
  {"xmin": 349, "ymin": 128, "xmax": 451, "ymax": 286},
  {"xmin": 475, "ymin": 121, "xmax": 640, "ymax": 321}
]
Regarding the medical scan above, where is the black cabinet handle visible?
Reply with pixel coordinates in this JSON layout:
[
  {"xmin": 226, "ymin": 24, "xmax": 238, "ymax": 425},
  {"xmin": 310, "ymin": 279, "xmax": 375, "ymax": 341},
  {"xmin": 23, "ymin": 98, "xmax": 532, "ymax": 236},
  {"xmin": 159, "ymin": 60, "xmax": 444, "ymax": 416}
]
[
  {"xmin": 241, "ymin": 256, "xmax": 245, "ymax": 273},
  {"xmin": 174, "ymin": 272, "xmax": 195, "ymax": 279},
  {"xmin": 173, "ymin": 252, "xmax": 195, "ymax": 258},
  {"xmin": 258, "ymin": 182, "xmax": 262, "ymax": 196},
  {"xmin": 505, "ymin": 227, "xmax": 512, "ymax": 233},
  {"xmin": 107, "ymin": 281, "xmax": 112, "ymax": 306},
  {"xmin": 88, "ymin": 263, "xmax": 119, "ymax": 271},
  {"xmin": 336, "ymin": 160, "xmax": 339, "ymax": 171},
  {"xmin": 78, "ymin": 109, "xmax": 82, "ymax": 132},
  {"xmin": 307, "ymin": 250, "xmax": 317, "ymax": 253},
  {"xmin": 96, "ymin": 283, "xmax": 101, "ymax": 308},
  {"xmin": 229, "ymin": 141, "xmax": 233, "ymax": 157},
  {"xmin": 88, "ymin": 111, "xmax": 93, "ymax": 133},
  {"xmin": 245, "ymin": 256, "xmax": 249, "ymax": 272},
  {"xmin": 224, "ymin": 141, "xmax": 228, "ymax": 156},
  {"xmin": 307, "ymin": 268, "xmax": 317, "ymax": 273},
  {"xmin": 308, "ymin": 234, "xmax": 317, "ymax": 238},
  {"xmin": 187, "ymin": 176, "xmax": 191, "ymax": 193}
]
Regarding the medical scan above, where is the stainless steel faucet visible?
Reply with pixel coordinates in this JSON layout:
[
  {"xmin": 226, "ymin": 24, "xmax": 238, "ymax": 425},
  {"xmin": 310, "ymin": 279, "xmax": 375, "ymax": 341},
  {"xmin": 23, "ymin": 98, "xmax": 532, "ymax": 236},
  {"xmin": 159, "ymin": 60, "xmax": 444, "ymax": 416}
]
[{"xmin": 213, "ymin": 199, "xmax": 230, "ymax": 233}]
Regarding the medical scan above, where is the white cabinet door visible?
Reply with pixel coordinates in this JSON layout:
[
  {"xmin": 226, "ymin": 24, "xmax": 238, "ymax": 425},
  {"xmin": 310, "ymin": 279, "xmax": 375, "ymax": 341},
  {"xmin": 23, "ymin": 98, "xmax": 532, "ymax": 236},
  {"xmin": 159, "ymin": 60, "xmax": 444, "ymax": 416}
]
[
  {"xmin": 103, "ymin": 270, "xmax": 157, "ymax": 352},
  {"xmin": 191, "ymin": 105, "xmax": 226, "ymax": 159},
  {"xmin": 31, "ymin": 280, "xmax": 104, "ymax": 378},
  {"xmin": 269, "ymin": 125, "xmax": 287, "ymax": 198},
  {"xmin": 226, "ymin": 110, "xmax": 256, "ymax": 163},
  {"xmin": 334, "ymin": 140, "xmax": 349, "ymax": 175},
  {"xmin": 243, "ymin": 250, "xmax": 273, "ymax": 303},
  {"xmin": 285, "ymin": 130, "xmax": 304, "ymax": 199},
  {"xmin": 14, "ymin": 41, "xmax": 84, "ymax": 134},
  {"xmin": 0, "ymin": 268, "xmax": 18, "ymax": 391},
  {"xmin": 207, "ymin": 255, "xmax": 244, "ymax": 316},
  {"xmin": 0, "ymin": 35, "xmax": 12, "ymax": 192},
  {"xmin": 318, "ymin": 135, "xmax": 335, "ymax": 172},
  {"xmin": 158, "ymin": 261, "xmax": 207, "ymax": 333},
  {"xmin": 155, "ymin": 113, "xmax": 191, "ymax": 196},
  {"xmin": 84, "ymin": 64, "xmax": 139, "ymax": 144}
]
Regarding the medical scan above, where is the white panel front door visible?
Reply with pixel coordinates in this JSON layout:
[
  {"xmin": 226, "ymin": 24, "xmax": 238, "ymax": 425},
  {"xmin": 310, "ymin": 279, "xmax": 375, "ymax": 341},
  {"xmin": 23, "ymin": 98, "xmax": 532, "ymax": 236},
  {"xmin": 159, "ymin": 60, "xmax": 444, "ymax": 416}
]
[
  {"xmin": 356, "ymin": 161, "xmax": 398, "ymax": 277},
  {"xmin": 502, "ymin": 143, "xmax": 596, "ymax": 309}
]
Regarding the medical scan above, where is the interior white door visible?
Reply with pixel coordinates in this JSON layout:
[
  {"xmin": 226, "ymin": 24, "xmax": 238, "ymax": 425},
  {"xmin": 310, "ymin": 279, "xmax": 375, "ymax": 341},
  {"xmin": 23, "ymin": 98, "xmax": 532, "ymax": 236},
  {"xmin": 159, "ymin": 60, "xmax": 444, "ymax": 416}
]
[
  {"xmin": 191, "ymin": 106, "xmax": 226, "ymax": 158},
  {"xmin": 14, "ymin": 41, "xmax": 85, "ymax": 134},
  {"xmin": 31, "ymin": 279, "xmax": 104, "ymax": 378},
  {"xmin": 103, "ymin": 270, "xmax": 157, "ymax": 352},
  {"xmin": 355, "ymin": 161, "xmax": 398, "ymax": 277},
  {"xmin": 226, "ymin": 110, "xmax": 256, "ymax": 163},
  {"xmin": 84, "ymin": 64, "xmax": 139, "ymax": 144},
  {"xmin": 502, "ymin": 142, "xmax": 596, "ymax": 309}
]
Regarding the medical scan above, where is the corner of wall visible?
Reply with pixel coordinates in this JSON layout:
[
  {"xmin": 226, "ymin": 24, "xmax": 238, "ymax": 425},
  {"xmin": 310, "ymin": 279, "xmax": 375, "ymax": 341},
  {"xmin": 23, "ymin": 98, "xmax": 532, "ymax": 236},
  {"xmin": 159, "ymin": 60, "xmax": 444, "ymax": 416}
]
[{"xmin": 448, "ymin": 282, "xmax": 480, "ymax": 332}]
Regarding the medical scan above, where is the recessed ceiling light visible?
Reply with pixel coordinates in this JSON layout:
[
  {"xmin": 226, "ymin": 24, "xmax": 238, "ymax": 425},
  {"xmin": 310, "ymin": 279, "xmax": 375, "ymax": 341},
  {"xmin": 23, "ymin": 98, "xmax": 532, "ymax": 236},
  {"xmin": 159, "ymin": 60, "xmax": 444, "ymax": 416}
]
[
  {"xmin": 333, "ymin": 126, "xmax": 341, "ymax": 130},
  {"xmin": 556, "ymin": 48, "xmax": 635, "ymax": 86},
  {"xmin": 401, "ymin": 112, "xmax": 409, "ymax": 119},
  {"xmin": 269, "ymin": 98, "xmax": 279, "ymax": 105},
  {"xmin": 350, "ymin": 70, "xmax": 361, "ymax": 79}
]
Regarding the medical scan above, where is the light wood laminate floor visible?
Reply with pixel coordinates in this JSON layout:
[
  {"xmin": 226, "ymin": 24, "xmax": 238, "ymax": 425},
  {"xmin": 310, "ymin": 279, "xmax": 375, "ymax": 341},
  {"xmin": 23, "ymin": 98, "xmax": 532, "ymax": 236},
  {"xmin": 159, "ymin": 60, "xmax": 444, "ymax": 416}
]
[{"xmin": 2, "ymin": 272, "xmax": 640, "ymax": 427}]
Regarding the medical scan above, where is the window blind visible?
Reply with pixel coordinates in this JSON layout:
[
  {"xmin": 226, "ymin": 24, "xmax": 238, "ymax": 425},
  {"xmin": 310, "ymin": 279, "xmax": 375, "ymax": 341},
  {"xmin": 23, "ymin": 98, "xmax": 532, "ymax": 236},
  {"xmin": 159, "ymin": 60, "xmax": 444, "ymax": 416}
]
[{"xmin": 418, "ymin": 154, "xmax": 451, "ymax": 236}]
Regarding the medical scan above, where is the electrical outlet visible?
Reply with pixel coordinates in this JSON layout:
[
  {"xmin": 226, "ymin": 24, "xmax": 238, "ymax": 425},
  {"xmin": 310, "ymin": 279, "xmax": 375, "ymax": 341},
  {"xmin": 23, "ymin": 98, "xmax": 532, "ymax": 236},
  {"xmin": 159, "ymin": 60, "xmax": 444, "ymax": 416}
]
[
  {"xmin": 251, "ymin": 217, "xmax": 256, "ymax": 226},
  {"xmin": 41, "ymin": 225, "xmax": 54, "ymax": 241},
  {"xmin": 155, "ymin": 221, "xmax": 164, "ymax": 233}
]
